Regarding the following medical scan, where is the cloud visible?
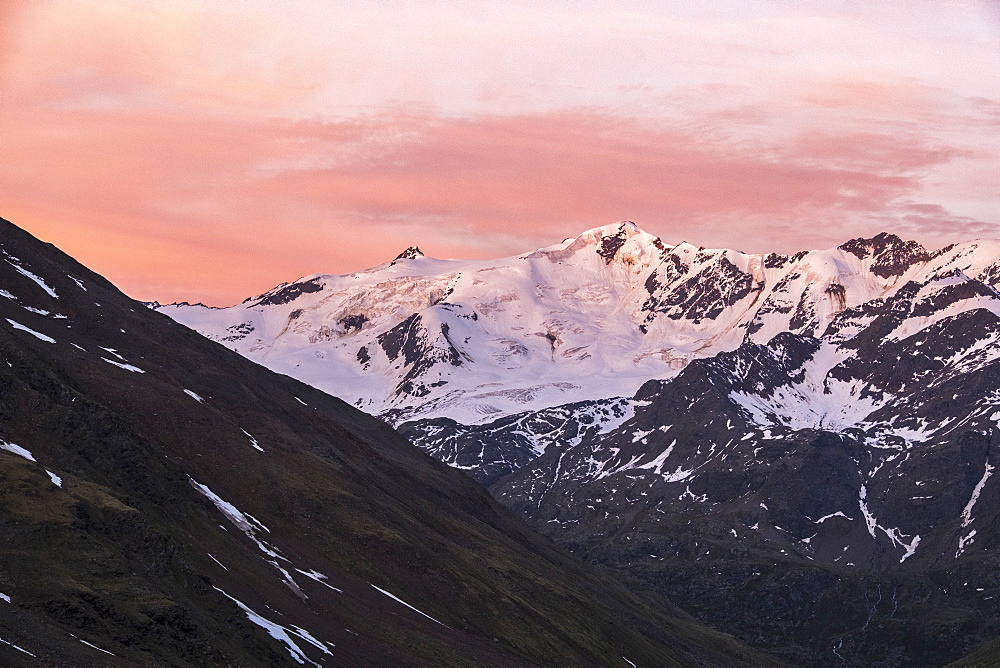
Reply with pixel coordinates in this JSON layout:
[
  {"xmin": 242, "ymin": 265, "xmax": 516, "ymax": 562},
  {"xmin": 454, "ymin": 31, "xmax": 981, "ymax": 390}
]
[
  {"xmin": 252, "ymin": 109, "xmax": 985, "ymax": 239},
  {"xmin": 1, "ymin": 1, "xmax": 997, "ymax": 304},
  {"xmin": 880, "ymin": 202, "xmax": 998, "ymax": 239},
  {"xmin": 3, "ymin": 100, "xmax": 991, "ymax": 305}
]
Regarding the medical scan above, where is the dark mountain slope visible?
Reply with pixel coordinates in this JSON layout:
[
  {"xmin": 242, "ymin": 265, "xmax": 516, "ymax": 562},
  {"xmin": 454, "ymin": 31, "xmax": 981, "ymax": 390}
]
[
  {"xmin": 0, "ymin": 217, "xmax": 767, "ymax": 665},
  {"xmin": 490, "ymin": 317, "xmax": 1000, "ymax": 663}
]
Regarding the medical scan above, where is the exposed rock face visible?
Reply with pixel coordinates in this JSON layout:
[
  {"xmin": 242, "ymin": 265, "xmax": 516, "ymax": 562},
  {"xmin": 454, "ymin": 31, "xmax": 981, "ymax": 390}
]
[
  {"xmin": 397, "ymin": 397, "xmax": 637, "ymax": 486},
  {"xmin": 254, "ymin": 277, "xmax": 324, "ymax": 306},
  {"xmin": 392, "ymin": 246, "xmax": 424, "ymax": 262},
  {"xmin": 838, "ymin": 232, "xmax": 932, "ymax": 278}
]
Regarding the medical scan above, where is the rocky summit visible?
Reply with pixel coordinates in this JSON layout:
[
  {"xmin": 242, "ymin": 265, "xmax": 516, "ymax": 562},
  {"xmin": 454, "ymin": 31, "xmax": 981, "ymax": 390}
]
[
  {"xmin": 0, "ymin": 216, "xmax": 767, "ymax": 665},
  {"xmin": 165, "ymin": 221, "xmax": 1000, "ymax": 663}
]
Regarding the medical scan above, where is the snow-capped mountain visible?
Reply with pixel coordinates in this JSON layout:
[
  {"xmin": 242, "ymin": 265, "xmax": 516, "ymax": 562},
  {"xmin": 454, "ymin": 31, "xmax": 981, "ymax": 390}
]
[
  {"xmin": 161, "ymin": 221, "xmax": 699, "ymax": 424},
  {"xmin": 158, "ymin": 221, "xmax": 1000, "ymax": 428},
  {"xmin": 161, "ymin": 222, "xmax": 1000, "ymax": 662}
]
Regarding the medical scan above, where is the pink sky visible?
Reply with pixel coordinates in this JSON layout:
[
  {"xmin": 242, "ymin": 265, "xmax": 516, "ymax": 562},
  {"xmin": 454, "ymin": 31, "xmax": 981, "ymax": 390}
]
[{"xmin": 1, "ymin": 0, "xmax": 998, "ymax": 305}]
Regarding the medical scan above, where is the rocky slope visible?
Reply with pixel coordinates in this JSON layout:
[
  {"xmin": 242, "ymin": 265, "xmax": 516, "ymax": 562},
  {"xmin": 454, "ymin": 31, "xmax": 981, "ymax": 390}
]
[
  {"xmin": 162, "ymin": 222, "xmax": 1000, "ymax": 663},
  {"xmin": 491, "ymin": 320, "xmax": 1000, "ymax": 662},
  {"xmin": 0, "ymin": 217, "xmax": 765, "ymax": 665}
]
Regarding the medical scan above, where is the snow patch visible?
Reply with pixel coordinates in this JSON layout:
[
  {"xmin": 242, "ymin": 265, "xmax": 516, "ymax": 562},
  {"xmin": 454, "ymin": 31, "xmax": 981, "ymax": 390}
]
[
  {"xmin": 859, "ymin": 485, "xmax": 921, "ymax": 562},
  {"xmin": 295, "ymin": 568, "xmax": 343, "ymax": 593},
  {"xmin": 662, "ymin": 466, "xmax": 693, "ymax": 483},
  {"xmin": 637, "ymin": 440, "xmax": 677, "ymax": 475},
  {"xmin": 0, "ymin": 440, "xmax": 36, "ymax": 461},
  {"xmin": 187, "ymin": 478, "xmax": 313, "ymax": 600},
  {"xmin": 631, "ymin": 429, "xmax": 653, "ymax": 443},
  {"xmin": 5, "ymin": 318, "xmax": 55, "ymax": 343},
  {"xmin": 0, "ymin": 637, "xmax": 35, "ymax": 657},
  {"xmin": 101, "ymin": 357, "xmax": 145, "ymax": 373},
  {"xmin": 207, "ymin": 553, "xmax": 228, "ymax": 571},
  {"xmin": 77, "ymin": 639, "xmax": 115, "ymax": 656},
  {"xmin": 190, "ymin": 478, "xmax": 268, "ymax": 535},
  {"xmin": 242, "ymin": 429, "xmax": 265, "ymax": 452},
  {"xmin": 6, "ymin": 258, "xmax": 58, "ymax": 298},
  {"xmin": 957, "ymin": 529, "xmax": 978, "ymax": 558},
  {"xmin": 370, "ymin": 583, "xmax": 446, "ymax": 626},
  {"xmin": 960, "ymin": 461, "xmax": 994, "ymax": 528},
  {"xmin": 214, "ymin": 587, "xmax": 331, "ymax": 666},
  {"xmin": 184, "ymin": 389, "xmax": 205, "ymax": 403}
]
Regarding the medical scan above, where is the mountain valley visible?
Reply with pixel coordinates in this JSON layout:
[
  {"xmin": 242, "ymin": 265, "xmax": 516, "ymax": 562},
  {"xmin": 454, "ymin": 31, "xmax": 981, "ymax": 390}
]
[{"xmin": 163, "ymin": 222, "xmax": 1000, "ymax": 663}]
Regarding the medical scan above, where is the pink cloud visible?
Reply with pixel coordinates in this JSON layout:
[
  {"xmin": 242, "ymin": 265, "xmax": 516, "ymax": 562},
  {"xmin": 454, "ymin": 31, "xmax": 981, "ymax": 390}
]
[
  {"xmin": 254, "ymin": 111, "xmax": 964, "ymax": 237},
  {"xmin": 1, "ymin": 2, "xmax": 997, "ymax": 305},
  {"xmin": 3, "ymin": 102, "xmax": 988, "ymax": 306}
]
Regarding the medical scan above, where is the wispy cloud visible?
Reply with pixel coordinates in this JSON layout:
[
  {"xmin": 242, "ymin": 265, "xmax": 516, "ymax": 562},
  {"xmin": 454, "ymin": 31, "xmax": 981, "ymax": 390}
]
[{"xmin": 1, "ymin": 1, "xmax": 997, "ymax": 304}]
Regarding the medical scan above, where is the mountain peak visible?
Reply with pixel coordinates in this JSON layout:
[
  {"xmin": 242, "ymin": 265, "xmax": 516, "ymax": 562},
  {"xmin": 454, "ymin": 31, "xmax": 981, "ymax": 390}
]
[
  {"xmin": 838, "ymin": 232, "xmax": 931, "ymax": 278},
  {"xmin": 393, "ymin": 246, "xmax": 424, "ymax": 262},
  {"xmin": 567, "ymin": 221, "xmax": 667, "ymax": 265},
  {"xmin": 838, "ymin": 231, "xmax": 921, "ymax": 258},
  {"xmin": 579, "ymin": 220, "xmax": 643, "ymax": 239}
]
